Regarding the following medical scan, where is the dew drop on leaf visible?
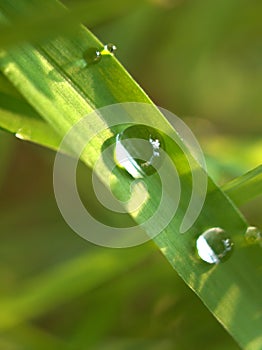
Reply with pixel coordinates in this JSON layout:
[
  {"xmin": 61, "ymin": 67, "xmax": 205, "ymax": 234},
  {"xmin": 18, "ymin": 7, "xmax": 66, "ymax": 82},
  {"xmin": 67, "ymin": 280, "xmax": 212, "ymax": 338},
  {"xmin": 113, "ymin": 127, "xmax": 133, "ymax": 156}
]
[
  {"xmin": 15, "ymin": 128, "xmax": 30, "ymax": 140},
  {"xmin": 196, "ymin": 227, "xmax": 233, "ymax": 264},
  {"xmin": 245, "ymin": 226, "xmax": 262, "ymax": 246},
  {"xmin": 102, "ymin": 43, "xmax": 117, "ymax": 55},
  {"xmin": 115, "ymin": 125, "xmax": 165, "ymax": 178},
  {"xmin": 83, "ymin": 48, "xmax": 102, "ymax": 64},
  {"xmin": 15, "ymin": 131, "xmax": 26, "ymax": 140}
]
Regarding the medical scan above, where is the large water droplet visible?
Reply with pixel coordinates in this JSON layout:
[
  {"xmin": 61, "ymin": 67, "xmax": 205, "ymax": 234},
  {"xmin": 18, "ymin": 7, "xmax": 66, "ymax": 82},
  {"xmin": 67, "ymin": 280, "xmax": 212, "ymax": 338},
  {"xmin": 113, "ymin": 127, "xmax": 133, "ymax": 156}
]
[
  {"xmin": 245, "ymin": 226, "xmax": 262, "ymax": 246},
  {"xmin": 196, "ymin": 227, "xmax": 233, "ymax": 264},
  {"xmin": 83, "ymin": 48, "xmax": 102, "ymax": 64},
  {"xmin": 115, "ymin": 125, "xmax": 165, "ymax": 179}
]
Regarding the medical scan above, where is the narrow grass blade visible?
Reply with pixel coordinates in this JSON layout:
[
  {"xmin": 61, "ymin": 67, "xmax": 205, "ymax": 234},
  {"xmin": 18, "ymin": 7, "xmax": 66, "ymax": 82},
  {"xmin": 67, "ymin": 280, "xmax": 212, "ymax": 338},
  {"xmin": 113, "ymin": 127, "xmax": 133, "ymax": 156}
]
[
  {"xmin": 0, "ymin": 1, "xmax": 261, "ymax": 349},
  {"xmin": 0, "ymin": 0, "xmax": 142, "ymax": 50},
  {"xmin": 223, "ymin": 165, "xmax": 262, "ymax": 206},
  {"xmin": 0, "ymin": 73, "xmax": 62, "ymax": 149},
  {"xmin": 0, "ymin": 97, "xmax": 62, "ymax": 150}
]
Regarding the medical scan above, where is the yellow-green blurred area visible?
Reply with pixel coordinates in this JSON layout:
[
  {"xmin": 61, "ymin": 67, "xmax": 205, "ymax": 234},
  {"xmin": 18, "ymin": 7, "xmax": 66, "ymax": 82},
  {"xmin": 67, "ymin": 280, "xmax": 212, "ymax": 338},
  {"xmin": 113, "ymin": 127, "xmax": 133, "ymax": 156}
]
[{"xmin": 0, "ymin": 0, "xmax": 261, "ymax": 349}]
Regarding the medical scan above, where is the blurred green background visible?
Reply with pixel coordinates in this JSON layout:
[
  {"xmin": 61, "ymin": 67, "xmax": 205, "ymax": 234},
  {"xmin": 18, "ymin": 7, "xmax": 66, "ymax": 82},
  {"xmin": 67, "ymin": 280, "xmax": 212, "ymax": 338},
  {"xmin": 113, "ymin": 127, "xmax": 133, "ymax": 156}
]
[{"xmin": 0, "ymin": 0, "xmax": 261, "ymax": 349}]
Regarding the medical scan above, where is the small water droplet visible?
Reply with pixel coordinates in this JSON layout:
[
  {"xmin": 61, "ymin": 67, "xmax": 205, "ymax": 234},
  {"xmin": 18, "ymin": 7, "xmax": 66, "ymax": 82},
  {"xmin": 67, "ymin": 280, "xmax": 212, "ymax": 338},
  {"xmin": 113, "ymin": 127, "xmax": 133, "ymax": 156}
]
[
  {"xmin": 83, "ymin": 48, "xmax": 102, "ymax": 65},
  {"xmin": 196, "ymin": 227, "xmax": 233, "ymax": 264},
  {"xmin": 15, "ymin": 128, "xmax": 29, "ymax": 140},
  {"xmin": 115, "ymin": 125, "xmax": 165, "ymax": 178},
  {"xmin": 15, "ymin": 132, "xmax": 25, "ymax": 140},
  {"xmin": 102, "ymin": 43, "xmax": 117, "ymax": 55},
  {"xmin": 245, "ymin": 226, "xmax": 262, "ymax": 246}
]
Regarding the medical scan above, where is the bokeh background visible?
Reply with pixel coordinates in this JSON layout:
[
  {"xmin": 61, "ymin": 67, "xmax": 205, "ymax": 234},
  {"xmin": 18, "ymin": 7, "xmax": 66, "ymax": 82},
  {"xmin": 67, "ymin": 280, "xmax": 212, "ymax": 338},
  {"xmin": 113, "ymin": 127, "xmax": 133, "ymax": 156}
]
[{"xmin": 0, "ymin": 0, "xmax": 261, "ymax": 349}]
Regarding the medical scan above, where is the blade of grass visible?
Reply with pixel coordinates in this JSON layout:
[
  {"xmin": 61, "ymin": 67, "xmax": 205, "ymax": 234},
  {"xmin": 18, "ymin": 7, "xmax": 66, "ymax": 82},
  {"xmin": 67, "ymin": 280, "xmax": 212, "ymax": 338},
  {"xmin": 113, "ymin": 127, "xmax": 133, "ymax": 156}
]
[
  {"xmin": 0, "ymin": 0, "xmax": 143, "ymax": 49},
  {"xmin": 0, "ymin": 1, "xmax": 261, "ymax": 349},
  {"xmin": 0, "ymin": 246, "xmax": 151, "ymax": 330},
  {"xmin": 223, "ymin": 165, "xmax": 262, "ymax": 206},
  {"xmin": 0, "ymin": 108, "xmax": 61, "ymax": 150},
  {"xmin": 0, "ymin": 94, "xmax": 62, "ymax": 150},
  {"xmin": 0, "ymin": 72, "xmax": 62, "ymax": 149},
  {"xmin": 0, "ymin": 196, "xmax": 240, "ymax": 350},
  {"xmin": 202, "ymin": 135, "xmax": 262, "ymax": 184},
  {"xmin": 69, "ymin": 254, "xmax": 240, "ymax": 350}
]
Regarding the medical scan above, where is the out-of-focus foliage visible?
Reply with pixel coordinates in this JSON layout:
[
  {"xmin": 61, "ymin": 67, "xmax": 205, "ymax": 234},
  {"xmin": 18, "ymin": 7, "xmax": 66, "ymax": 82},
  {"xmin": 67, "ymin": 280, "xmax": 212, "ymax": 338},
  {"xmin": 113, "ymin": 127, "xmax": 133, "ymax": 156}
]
[
  {"xmin": 0, "ymin": 0, "xmax": 261, "ymax": 349},
  {"xmin": 0, "ymin": 134, "xmax": 240, "ymax": 350}
]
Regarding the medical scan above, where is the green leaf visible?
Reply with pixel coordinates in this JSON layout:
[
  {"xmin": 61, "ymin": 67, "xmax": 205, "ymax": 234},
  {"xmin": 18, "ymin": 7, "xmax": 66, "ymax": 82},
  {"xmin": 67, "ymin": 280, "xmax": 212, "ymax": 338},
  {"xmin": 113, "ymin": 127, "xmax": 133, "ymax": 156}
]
[
  {"xmin": 223, "ymin": 165, "xmax": 262, "ymax": 206},
  {"xmin": 0, "ymin": 0, "xmax": 142, "ymax": 49},
  {"xmin": 0, "ymin": 1, "xmax": 261, "ymax": 349},
  {"xmin": 0, "ymin": 195, "xmax": 238, "ymax": 349},
  {"xmin": 0, "ymin": 73, "xmax": 62, "ymax": 149},
  {"xmin": 0, "ymin": 96, "xmax": 62, "ymax": 150}
]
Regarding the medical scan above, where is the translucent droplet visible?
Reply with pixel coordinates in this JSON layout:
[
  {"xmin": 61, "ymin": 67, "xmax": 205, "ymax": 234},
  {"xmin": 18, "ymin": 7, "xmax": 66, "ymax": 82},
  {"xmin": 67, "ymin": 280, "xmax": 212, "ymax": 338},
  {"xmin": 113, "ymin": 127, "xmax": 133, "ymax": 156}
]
[
  {"xmin": 83, "ymin": 48, "xmax": 102, "ymax": 65},
  {"xmin": 15, "ymin": 132, "xmax": 26, "ymax": 140},
  {"xmin": 245, "ymin": 226, "xmax": 262, "ymax": 246},
  {"xmin": 15, "ymin": 128, "xmax": 30, "ymax": 140},
  {"xmin": 196, "ymin": 227, "xmax": 233, "ymax": 264},
  {"xmin": 115, "ymin": 125, "xmax": 165, "ymax": 178},
  {"xmin": 102, "ymin": 43, "xmax": 117, "ymax": 55}
]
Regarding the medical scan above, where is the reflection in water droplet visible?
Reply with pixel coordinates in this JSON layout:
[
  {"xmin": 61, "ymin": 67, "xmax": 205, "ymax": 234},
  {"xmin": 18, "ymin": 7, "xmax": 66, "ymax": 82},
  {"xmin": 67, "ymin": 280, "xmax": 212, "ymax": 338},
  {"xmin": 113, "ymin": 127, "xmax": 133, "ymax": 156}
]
[
  {"xmin": 83, "ymin": 48, "xmax": 102, "ymax": 65},
  {"xmin": 102, "ymin": 43, "xmax": 117, "ymax": 55},
  {"xmin": 245, "ymin": 226, "xmax": 262, "ymax": 246},
  {"xmin": 75, "ymin": 43, "xmax": 116, "ymax": 69},
  {"xmin": 196, "ymin": 227, "xmax": 233, "ymax": 264},
  {"xmin": 15, "ymin": 132, "xmax": 25, "ymax": 140},
  {"xmin": 15, "ymin": 128, "xmax": 29, "ymax": 140},
  {"xmin": 115, "ymin": 125, "xmax": 165, "ymax": 179}
]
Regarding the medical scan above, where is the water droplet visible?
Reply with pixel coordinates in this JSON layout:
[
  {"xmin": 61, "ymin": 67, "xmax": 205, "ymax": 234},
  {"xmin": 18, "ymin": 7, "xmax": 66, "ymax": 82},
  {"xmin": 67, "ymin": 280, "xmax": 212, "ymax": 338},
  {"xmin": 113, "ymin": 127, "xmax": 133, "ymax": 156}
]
[
  {"xmin": 15, "ymin": 132, "xmax": 25, "ymax": 140},
  {"xmin": 245, "ymin": 226, "xmax": 262, "ymax": 246},
  {"xmin": 115, "ymin": 125, "xmax": 165, "ymax": 178},
  {"xmin": 196, "ymin": 227, "xmax": 233, "ymax": 264},
  {"xmin": 102, "ymin": 43, "xmax": 117, "ymax": 55},
  {"xmin": 83, "ymin": 48, "xmax": 102, "ymax": 65},
  {"xmin": 15, "ymin": 128, "xmax": 29, "ymax": 140}
]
